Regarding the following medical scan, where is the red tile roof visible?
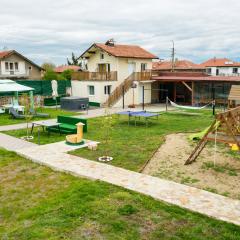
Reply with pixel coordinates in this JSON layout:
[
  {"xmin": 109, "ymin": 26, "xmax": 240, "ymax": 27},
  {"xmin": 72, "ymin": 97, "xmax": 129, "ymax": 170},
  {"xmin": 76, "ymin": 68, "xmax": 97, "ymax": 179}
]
[
  {"xmin": 152, "ymin": 75, "xmax": 240, "ymax": 82},
  {"xmin": 0, "ymin": 50, "xmax": 13, "ymax": 58},
  {"xmin": 54, "ymin": 65, "xmax": 81, "ymax": 73},
  {"xmin": 95, "ymin": 43, "xmax": 158, "ymax": 59},
  {"xmin": 152, "ymin": 60, "xmax": 203, "ymax": 70},
  {"xmin": 200, "ymin": 58, "xmax": 240, "ymax": 67},
  {"xmin": 82, "ymin": 43, "xmax": 158, "ymax": 59}
]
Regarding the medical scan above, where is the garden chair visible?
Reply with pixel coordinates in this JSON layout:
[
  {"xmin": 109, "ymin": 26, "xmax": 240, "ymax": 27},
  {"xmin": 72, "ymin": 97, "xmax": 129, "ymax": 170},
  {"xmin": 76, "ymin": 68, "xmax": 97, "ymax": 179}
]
[
  {"xmin": 30, "ymin": 108, "xmax": 50, "ymax": 118},
  {"xmin": 9, "ymin": 108, "xmax": 25, "ymax": 119}
]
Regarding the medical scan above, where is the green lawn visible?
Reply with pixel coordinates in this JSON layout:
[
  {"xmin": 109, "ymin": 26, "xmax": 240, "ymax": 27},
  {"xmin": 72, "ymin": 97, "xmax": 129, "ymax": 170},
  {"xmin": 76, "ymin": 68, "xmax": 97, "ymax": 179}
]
[
  {"xmin": 4, "ymin": 111, "xmax": 214, "ymax": 171},
  {"xmin": 1, "ymin": 148, "xmax": 240, "ymax": 240},
  {"xmin": 0, "ymin": 107, "xmax": 80, "ymax": 126},
  {"xmin": 72, "ymin": 111, "xmax": 214, "ymax": 171}
]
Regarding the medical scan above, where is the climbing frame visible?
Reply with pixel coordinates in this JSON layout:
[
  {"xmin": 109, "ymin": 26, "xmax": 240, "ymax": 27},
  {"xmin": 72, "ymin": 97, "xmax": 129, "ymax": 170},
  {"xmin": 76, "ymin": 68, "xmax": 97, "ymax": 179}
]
[{"xmin": 185, "ymin": 106, "xmax": 240, "ymax": 165}]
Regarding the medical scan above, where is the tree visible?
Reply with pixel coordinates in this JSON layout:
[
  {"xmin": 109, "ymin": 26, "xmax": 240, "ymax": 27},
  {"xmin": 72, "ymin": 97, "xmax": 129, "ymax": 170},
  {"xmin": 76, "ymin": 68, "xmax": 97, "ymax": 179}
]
[
  {"xmin": 41, "ymin": 62, "xmax": 56, "ymax": 71},
  {"xmin": 42, "ymin": 69, "xmax": 58, "ymax": 80},
  {"xmin": 67, "ymin": 52, "xmax": 82, "ymax": 66},
  {"xmin": 21, "ymin": 94, "xmax": 33, "ymax": 141},
  {"xmin": 61, "ymin": 69, "xmax": 74, "ymax": 80},
  {"xmin": 98, "ymin": 109, "xmax": 116, "ymax": 162}
]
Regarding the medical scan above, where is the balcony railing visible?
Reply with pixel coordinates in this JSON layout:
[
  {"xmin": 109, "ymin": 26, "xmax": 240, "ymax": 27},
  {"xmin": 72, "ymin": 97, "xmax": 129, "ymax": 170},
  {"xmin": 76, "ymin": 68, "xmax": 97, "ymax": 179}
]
[
  {"xmin": 72, "ymin": 71, "xmax": 118, "ymax": 81},
  {"xmin": 133, "ymin": 71, "xmax": 152, "ymax": 81}
]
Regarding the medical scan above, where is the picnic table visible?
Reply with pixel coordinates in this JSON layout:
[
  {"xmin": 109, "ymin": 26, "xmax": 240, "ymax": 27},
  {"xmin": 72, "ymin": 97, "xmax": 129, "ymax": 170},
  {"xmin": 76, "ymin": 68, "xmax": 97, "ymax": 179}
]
[
  {"xmin": 116, "ymin": 110, "xmax": 160, "ymax": 126},
  {"xmin": 31, "ymin": 120, "xmax": 61, "ymax": 144}
]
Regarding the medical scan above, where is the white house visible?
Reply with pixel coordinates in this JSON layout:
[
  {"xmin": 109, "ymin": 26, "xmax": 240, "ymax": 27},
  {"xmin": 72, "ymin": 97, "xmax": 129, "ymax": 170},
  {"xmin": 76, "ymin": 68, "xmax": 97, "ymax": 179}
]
[
  {"xmin": 71, "ymin": 40, "xmax": 158, "ymax": 107},
  {"xmin": 201, "ymin": 58, "xmax": 240, "ymax": 76},
  {"xmin": 0, "ymin": 50, "xmax": 42, "ymax": 79}
]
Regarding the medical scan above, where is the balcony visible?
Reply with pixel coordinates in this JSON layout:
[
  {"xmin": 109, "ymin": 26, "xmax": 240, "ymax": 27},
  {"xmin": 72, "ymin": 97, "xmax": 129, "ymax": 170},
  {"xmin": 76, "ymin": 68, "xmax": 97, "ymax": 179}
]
[{"xmin": 72, "ymin": 71, "xmax": 118, "ymax": 81}]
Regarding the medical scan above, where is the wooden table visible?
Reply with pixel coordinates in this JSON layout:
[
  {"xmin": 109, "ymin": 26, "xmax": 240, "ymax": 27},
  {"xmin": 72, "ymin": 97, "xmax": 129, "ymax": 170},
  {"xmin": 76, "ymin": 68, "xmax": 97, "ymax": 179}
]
[{"xmin": 31, "ymin": 121, "xmax": 61, "ymax": 144}]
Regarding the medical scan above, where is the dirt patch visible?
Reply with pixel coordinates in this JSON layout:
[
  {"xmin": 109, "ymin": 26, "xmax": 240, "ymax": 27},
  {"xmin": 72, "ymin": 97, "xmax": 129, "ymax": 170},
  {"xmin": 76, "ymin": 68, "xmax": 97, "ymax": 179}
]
[{"xmin": 143, "ymin": 133, "xmax": 240, "ymax": 199}]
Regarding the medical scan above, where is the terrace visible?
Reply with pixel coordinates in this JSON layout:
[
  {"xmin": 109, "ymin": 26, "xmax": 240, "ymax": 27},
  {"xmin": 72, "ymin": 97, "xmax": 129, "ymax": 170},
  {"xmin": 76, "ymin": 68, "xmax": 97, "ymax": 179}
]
[{"xmin": 72, "ymin": 71, "xmax": 152, "ymax": 82}]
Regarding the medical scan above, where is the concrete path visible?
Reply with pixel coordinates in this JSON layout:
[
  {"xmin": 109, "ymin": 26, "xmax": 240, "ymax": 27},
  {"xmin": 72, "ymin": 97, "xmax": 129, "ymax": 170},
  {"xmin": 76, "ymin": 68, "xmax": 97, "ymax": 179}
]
[
  {"xmin": 14, "ymin": 142, "xmax": 240, "ymax": 226},
  {"xmin": 0, "ymin": 133, "xmax": 37, "ymax": 151}
]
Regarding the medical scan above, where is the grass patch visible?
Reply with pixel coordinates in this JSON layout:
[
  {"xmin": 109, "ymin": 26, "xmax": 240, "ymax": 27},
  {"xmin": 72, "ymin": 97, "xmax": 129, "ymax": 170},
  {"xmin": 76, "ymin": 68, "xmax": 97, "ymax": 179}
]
[
  {"xmin": 1, "ymin": 148, "xmax": 240, "ymax": 239},
  {"xmin": 4, "ymin": 112, "xmax": 213, "ymax": 171},
  {"xmin": 202, "ymin": 161, "xmax": 238, "ymax": 176},
  {"xmin": 0, "ymin": 107, "xmax": 80, "ymax": 126},
  {"xmin": 71, "ymin": 112, "xmax": 213, "ymax": 171}
]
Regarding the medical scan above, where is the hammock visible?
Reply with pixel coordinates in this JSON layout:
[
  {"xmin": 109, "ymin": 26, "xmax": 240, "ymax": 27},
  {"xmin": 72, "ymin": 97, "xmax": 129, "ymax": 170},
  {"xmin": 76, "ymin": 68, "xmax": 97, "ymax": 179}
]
[{"xmin": 168, "ymin": 99, "xmax": 212, "ymax": 110}]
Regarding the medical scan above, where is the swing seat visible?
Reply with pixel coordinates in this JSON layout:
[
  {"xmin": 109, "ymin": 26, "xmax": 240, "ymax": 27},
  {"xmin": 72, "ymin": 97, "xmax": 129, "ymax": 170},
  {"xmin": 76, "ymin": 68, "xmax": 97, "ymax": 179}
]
[{"xmin": 231, "ymin": 144, "xmax": 239, "ymax": 151}]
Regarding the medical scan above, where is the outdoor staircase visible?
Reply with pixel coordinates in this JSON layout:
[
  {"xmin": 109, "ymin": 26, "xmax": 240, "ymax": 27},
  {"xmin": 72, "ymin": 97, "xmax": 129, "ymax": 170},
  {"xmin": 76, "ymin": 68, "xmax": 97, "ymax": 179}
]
[{"xmin": 103, "ymin": 71, "xmax": 152, "ymax": 107}]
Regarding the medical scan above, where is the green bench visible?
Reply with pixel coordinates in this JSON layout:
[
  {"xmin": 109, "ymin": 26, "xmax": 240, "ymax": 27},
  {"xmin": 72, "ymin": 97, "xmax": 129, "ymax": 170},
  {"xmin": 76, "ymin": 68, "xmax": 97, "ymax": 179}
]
[{"xmin": 47, "ymin": 115, "xmax": 88, "ymax": 134}]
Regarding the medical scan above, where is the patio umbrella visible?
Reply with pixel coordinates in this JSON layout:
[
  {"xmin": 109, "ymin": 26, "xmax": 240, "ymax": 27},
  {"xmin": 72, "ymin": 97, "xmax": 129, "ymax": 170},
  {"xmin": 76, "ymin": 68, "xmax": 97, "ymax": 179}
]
[
  {"xmin": 51, "ymin": 80, "xmax": 58, "ymax": 109},
  {"xmin": 51, "ymin": 80, "xmax": 58, "ymax": 99}
]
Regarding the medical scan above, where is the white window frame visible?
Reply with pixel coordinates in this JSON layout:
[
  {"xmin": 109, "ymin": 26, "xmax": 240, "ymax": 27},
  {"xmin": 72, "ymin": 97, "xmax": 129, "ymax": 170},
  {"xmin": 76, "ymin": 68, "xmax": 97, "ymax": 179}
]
[
  {"xmin": 88, "ymin": 85, "xmax": 95, "ymax": 96},
  {"xmin": 104, "ymin": 85, "xmax": 112, "ymax": 95},
  {"xmin": 4, "ymin": 61, "xmax": 19, "ymax": 72},
  {"xmin": 141, "ymin": 63, "xmax": 147, "ymax": 72}
]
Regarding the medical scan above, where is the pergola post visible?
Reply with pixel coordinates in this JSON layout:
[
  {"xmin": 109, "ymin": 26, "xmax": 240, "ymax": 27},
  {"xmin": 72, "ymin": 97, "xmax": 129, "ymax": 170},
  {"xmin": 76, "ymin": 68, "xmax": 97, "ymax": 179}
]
[
  {"xmin": 14, "ymin": 91, "xmax": 18, "ymax": 103},
  {"xmin": 29, "ymin": 91, "xmax": 34, "ymax": 109}
]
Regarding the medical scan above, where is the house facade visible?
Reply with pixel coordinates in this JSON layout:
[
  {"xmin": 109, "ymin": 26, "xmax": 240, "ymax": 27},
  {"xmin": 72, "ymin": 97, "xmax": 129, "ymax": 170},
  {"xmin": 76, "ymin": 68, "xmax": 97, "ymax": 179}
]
[
  {"xmin": 201, "ymin": 58, "xmax": 240, "ymax": 76},
  {"xmin": 0, "ymin": 50, "xmax": 42, "ymax": 80},
  {"xmin": 71, "ymin": 40, "xmax": 158, "ymax": 107}
]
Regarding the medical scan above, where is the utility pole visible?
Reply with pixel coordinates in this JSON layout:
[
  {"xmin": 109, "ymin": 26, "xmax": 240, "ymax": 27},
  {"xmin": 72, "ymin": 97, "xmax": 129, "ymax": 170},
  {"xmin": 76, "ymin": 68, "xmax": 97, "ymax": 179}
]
[{"xmin": 171, "ymin": 40, "xmax": 175, "ymax": 72}]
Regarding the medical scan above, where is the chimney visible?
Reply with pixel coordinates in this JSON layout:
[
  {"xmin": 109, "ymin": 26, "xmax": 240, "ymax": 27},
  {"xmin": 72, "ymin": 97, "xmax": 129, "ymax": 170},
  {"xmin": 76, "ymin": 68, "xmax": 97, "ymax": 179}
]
[{"xmin": 105, "ymin": 38, "xmax": 115, "ymax": 47}]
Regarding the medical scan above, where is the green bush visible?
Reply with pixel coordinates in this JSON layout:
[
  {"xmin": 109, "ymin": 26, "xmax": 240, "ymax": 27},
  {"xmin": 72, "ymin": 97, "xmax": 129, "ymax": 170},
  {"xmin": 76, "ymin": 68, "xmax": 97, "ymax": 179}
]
[{"xmin": 43, "ymin": 69, "xmax": 58, "ymax": 80}]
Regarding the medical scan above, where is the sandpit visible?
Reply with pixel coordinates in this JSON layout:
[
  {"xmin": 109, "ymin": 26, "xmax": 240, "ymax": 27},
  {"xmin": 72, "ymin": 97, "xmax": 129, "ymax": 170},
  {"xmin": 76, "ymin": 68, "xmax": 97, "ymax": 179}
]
[{"xmin": 143, "ymin": 133, "xmax": 240, "ymax": 199}]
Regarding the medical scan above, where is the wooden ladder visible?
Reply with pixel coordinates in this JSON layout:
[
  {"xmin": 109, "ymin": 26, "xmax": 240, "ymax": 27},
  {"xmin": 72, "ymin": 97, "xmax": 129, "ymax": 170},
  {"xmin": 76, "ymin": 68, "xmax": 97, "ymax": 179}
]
[{"xmin": 185, "ymin": 120, "xmax": 217, "ymax": 165}]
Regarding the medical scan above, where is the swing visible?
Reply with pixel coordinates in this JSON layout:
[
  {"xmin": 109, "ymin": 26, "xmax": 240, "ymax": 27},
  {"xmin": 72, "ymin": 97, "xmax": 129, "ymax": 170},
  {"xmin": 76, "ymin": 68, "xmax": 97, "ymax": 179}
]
[{"xmin": 185, "ymin": 106, "xmax": 240, "ymax": 165}]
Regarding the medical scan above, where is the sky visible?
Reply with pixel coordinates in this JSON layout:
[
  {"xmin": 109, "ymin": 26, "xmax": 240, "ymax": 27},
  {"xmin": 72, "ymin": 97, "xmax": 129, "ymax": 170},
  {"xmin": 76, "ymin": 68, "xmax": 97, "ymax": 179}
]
[{"xmin": 1, "ymin": 0, "xmax": 240, "ymax": 66}]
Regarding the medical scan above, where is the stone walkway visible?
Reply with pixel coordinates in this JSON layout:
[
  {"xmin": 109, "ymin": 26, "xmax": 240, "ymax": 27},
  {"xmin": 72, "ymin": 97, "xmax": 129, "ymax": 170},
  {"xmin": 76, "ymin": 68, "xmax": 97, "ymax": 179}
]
[
  {"xmin": 13, "ymin": 140, "xmax": 240, "ymax": 226},
  {"xmin": 0, "ymin": 133, "xmax": 36, "ymax": 151}
]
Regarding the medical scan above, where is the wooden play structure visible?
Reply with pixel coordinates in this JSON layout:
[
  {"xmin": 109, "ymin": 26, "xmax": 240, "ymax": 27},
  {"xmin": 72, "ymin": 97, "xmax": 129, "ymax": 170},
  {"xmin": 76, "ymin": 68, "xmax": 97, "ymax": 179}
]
[
  {"xmin": 228, "ymin": 85, "xmax": 240, "ymax": 109},
  {"xmin": 185, "ymin": 106, "xmax": 240, "ymax": 165},
  {"xmin": 66, "ymin": 122, "xmax": 85, "ymax": 145}
]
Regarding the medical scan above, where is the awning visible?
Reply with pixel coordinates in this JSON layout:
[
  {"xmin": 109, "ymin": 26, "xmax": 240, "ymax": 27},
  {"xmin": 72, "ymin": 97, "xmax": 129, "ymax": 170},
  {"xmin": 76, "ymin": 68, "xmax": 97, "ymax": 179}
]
[{"xmin": 0, "ymin": 80, "xmax": 34, "ymax": 93}]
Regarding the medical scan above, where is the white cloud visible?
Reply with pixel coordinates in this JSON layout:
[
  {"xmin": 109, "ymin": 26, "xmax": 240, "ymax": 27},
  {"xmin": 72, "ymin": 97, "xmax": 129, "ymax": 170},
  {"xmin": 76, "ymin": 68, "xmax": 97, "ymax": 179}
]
[{"xmin": 0, "ymin": 0, "xmax": 240, "ymax": 64}]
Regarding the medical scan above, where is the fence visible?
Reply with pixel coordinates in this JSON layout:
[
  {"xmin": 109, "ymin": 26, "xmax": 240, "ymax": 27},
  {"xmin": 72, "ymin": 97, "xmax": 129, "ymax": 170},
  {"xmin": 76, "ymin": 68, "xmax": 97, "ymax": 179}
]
[
  {"xmin": 0, "ymin": 80, "xmax": 71, "ymax": 97},
  {"xmin": 0, "ymin": 80, "xmax": 71, "ymax": 106}
]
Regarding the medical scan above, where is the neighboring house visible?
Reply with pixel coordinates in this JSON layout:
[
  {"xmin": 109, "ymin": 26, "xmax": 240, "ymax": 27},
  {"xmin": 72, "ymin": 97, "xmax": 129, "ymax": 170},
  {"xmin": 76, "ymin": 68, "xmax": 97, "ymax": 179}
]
[
  {"xmin": 71, "ymin": 40, "xmax": 158, "ymax": 107},
  {"xmin": 200, "ymin": 58, "xmax": 240, "ymax": 76},
  {"xmin": 0, "ymin": 50, "xmax": 43, "ymax": 79},
  {"xmin": 54, "ymin": 65, "xmax": 82, "ymax": 73},
  {"xmin": 152, "ymin": 60, "xmax": 205, "ymax": 73}
]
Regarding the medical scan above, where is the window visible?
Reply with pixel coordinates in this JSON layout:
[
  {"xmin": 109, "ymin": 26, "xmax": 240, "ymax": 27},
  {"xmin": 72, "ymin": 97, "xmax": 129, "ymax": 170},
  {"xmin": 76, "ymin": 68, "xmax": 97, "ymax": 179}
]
[
  {"xmin": 4, "ymin": 61, "xmax": 19, "ymax": 72},
  {"xmin": 5, "ymin": 62, "xmax": 9, "ymax": 70},
  {"xmin": 88, "ymin": 85, "xmax": 95, "ymax": 95},
  {"xmin": 100, "ymin": 53, "xmax": 104, "ymax": 60},
  {"xmin": 28, "ymin": 66, "xmax": 32, "ymax": 71},
  {"xmin": 206, "ymin": 68, "xmax": 212, "ymax": 74},
  {"xmin": 14, "ymin": 62, "xmax": 19, "ymax": 71},
  {"xmin": 9, "ymin": 62, "xmax": 14, "ymax": 70},
  {"xmin": 216, "ymin": 69, "xmax": 219, "ymax": 76},
  {"xmin": 104, "ymin": 85, "xmax": 112, "ymax": 95},
  {"xmin": 233, "ymin": 68, "xmax": 238, "ymax": 74},
  {"xmin": 141, "ymin": 63, "xmax": 147, "ymax": 72}
]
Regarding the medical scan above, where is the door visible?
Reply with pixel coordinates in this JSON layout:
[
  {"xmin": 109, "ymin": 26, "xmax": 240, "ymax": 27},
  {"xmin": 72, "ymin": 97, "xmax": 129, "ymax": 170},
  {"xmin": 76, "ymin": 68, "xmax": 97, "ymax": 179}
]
[
  {"xmin": 98, "ymin": 64, "xmax": 107, "ymax": 73},
  {"xmin": 128, "ymin": 63, "xmax": 136, "ymax": 75}
]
